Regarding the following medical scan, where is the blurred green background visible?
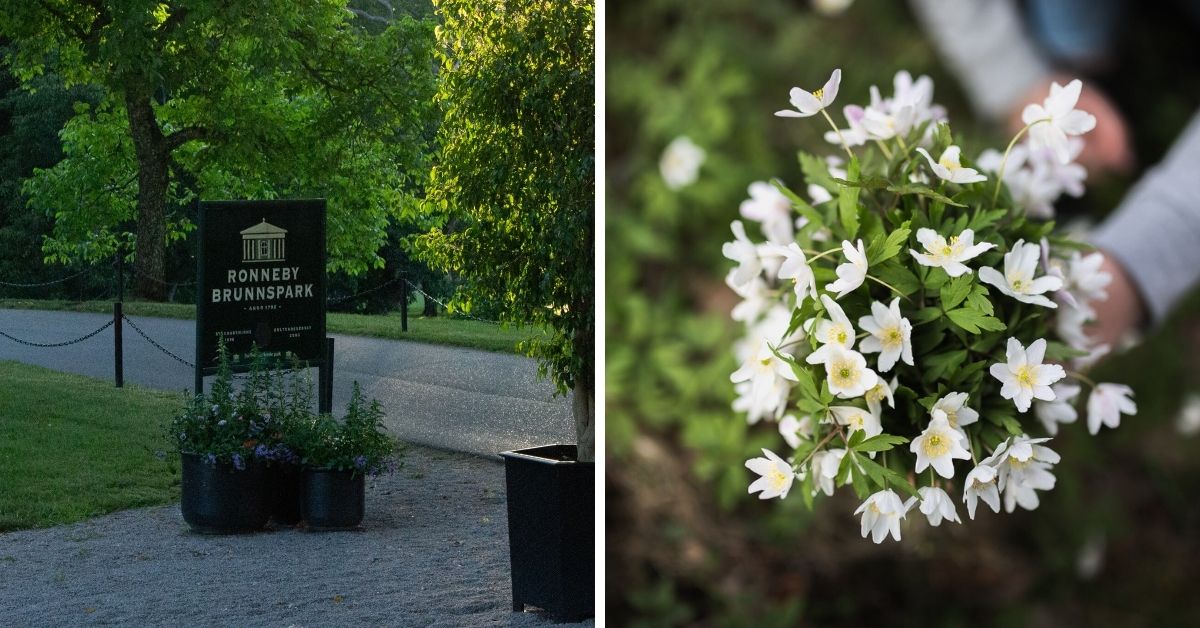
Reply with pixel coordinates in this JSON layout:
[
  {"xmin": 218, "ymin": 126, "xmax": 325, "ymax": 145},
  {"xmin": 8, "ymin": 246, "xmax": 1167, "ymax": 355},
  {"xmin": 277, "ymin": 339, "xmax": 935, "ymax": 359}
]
[{"xmin": 606, "ymin": 0, "xmax": 1200, "ymax": 625}]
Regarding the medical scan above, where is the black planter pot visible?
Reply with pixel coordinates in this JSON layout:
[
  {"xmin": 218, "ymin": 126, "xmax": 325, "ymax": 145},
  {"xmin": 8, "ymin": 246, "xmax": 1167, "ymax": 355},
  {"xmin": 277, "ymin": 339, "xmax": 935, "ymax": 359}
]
[
  {"xmin": 302, "ymin": 468, "xmax": 365, "ymax": 531},
  {"xmin": 500, "ymin": 444, "xmax": 595, "ymax": 623},
  {"xmin": 180, "ymin": 452, "xmax": 272, "ymax": 534},
  {"xmin": 271, "ymin": 463, "xmax": 304, "ymax": 525}
]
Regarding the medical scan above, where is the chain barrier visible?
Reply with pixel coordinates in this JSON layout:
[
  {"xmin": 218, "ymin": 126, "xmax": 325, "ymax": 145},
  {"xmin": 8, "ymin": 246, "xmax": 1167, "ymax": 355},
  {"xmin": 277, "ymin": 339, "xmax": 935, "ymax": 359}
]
[
  {"xmin": 327, "ymin": 275, "xmax": 403, "ymax": 305},
  {"xmin": 0, "ymin": 319, "xmax": 114, "ymax": 348},
  {"xmin": 401, "ymin": 278, "xmax": 501, "ymax": 325},
  {"xmin": 0, "ymin": 268, "xmax": 92, "ymax": 288},
  {"xmin": 121, "ymin": 314, "xmax": 195, "ymax": 368},
  {"xmin": 130, "ymin": 266, "xmax": 196, "ymax": 287}
]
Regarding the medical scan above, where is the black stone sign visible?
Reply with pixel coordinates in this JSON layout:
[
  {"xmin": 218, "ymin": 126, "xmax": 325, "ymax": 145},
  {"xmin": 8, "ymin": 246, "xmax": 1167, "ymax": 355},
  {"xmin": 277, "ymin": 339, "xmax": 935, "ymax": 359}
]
[{"xmin": 195, "ymin": 199, "xmax": 327, "ymax": 374}]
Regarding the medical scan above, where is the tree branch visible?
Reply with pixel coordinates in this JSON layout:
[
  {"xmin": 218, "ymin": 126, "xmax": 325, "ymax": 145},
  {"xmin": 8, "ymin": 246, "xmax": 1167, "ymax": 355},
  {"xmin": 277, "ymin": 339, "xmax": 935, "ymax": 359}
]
[{"xmin": 164, "ymin": 126, "xmax": 207, "ymax": 151}]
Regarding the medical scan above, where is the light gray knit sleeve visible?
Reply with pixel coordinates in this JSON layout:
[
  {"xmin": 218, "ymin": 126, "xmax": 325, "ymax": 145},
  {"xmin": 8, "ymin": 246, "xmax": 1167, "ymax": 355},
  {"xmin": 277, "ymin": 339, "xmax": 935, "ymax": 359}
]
[
  {"xmin": 1091, "ymin": 110, "xmax": 1200, "ymax": 324},
  {"xmin": 908, "ymin": 0, "xmax": 1051, "ymax": 120}
]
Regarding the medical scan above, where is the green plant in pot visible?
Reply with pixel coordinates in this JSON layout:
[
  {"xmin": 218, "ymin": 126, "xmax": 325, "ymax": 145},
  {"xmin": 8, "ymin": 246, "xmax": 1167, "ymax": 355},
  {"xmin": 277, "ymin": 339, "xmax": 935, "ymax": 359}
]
[
  {"xmin": 292, "ymin": 383, "xmax": 396, "ymax": 531},
  {"xmin": 169, "ymin": 345, "xmax": 297, "ymax": 534}
]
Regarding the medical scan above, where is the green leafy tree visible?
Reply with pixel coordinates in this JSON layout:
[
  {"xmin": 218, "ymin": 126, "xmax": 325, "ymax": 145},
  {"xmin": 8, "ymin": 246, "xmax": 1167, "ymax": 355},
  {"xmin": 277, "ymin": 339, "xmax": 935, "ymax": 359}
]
[
  {"xmin": 418, "ymin": 0, "xmax": 595, "ymax": 460},
  {"xmin": 0, "ymin": 1, "xmax": 436, "ymax": 299}
]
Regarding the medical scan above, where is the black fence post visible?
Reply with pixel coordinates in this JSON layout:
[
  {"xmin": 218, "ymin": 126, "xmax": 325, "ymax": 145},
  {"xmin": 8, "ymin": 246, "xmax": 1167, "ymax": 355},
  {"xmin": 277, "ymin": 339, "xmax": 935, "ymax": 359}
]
[
  {"xmin": 114, "ymin": 301, "xmax": 123, "ymax": 388},
  {"xmin": 400, "ymin": 274, "xmax": 409, "ymax": 332},
  {"xmin": 114, "ymin": 252, "xmax": 124, "ymax": 388},
  {"xmin": 319, "ymin": 337, "xmax": 335, "ymax": 414}
]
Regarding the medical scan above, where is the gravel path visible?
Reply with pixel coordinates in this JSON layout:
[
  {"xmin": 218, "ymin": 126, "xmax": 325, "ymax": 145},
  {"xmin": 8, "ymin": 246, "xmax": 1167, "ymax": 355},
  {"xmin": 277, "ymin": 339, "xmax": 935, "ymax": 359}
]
[
  {"xmin": 0, "ymin": 309, "xmax": 575, "ymax": 458},
  {"xmin": 0, "ymin": 446, "xmax": 595, "ymax": 627}
]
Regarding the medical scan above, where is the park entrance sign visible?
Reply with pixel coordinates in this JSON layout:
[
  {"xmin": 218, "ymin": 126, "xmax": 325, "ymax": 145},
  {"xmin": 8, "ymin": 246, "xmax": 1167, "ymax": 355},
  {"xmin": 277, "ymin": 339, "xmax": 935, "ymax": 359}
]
[{"xmin": 195, "ymin": 199, "xmax": 332, "ymax": 409}]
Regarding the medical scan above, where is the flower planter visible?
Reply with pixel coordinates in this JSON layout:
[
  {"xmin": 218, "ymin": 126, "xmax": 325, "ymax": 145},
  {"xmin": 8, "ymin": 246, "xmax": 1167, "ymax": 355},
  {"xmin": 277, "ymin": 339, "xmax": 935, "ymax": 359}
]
[
  {"xmin": 302, "ymin": 468, "xmax": 365, "ymax": 531},
  {"xmin": 500, "ymin": 444, "xmax": 595, "ymax": 623},
  {"xmin": 271, "ymin": 463, "xmax": 304, "ymax": 525},
  {"xmin": 180, "ymin": 452, "xmax": 272, "ymax": 534}
]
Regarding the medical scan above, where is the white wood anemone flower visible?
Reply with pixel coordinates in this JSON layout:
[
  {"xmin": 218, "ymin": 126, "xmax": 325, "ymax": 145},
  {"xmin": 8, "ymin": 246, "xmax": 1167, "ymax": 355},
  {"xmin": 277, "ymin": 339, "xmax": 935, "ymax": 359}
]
[
  {"xmin": 917, "ymin": 486, "xmax": 961, "ymax": 526},
  {"xmin": 739, "ymin": 181, "xmax": 794, "ymax": 245},
  {"xmin": 989, "ymin": 338, "xmax": 1066, "ymax": 413},
  {"xmin": 779, "ymin": 414, "xmax": 813, "ymax": 449},
  {"xmin": 908, "ymin": 228, "xmax": 995, "ymax": 277},
  {"xmin": 774, "ymin": 243, "xmax": 820, "ymax": 306},
  {"xmin": 863, "ymin": 376, "xmax": 896, "ymax": 420},
  {"xmin": 811, "ymin": 448, "xmax": 848, "ymax": 497},
  {"xmin": 1035, "ymin": 383, "xmax": 1082, "ymax": 435},
  {"xmin": 1022, "ymin": 79, "xmax": 1097, "ymax": 164},
  {"xmin": 962, "ymin": 463, "xmax": 1001, "ymax": 520},
  {"xmin": 911, "ymin": 410, "xmax": 971, "ymax": 479},
  {"xmin": 857, "ymin": 297, "xmax": 914, "ymax": 372},
  {"xmin": 978, "ymin": 239, "xmax": 1064, "ymax": 308},
  {"xmin": 932, "ymin": 391, "xmax": 979, "ymax": 432},
  {"xmin": 826, "ymin": 239, "xmax": 868, "ymax": 298},
  {"xmin": 806, "ymin": 294, "xmax": 857, "ymax": 365},
  {"xmin": 746, "ymin": 448, "xmax": 796, "ymax": 500},
  {"xmin": 731, "ymin": 339, "xmax": 799, "ymax": 424},
  {"xmin": 829, "ymin": 405, "xmax": 882, "ymax": 438},
  {"xmin": 854, "ymin": 489, "xmax": 915, "ymax": 543},
  {"xmin": 776, "ymin": 68, "xmax": 841, "ymax": 118},
  {"xmin": 1086, "ymin": 383, "xmax": 1137, "ymax": 435},
  {"xmin": 992, "ymin": 435, "xmax": 1060, "ymax": 513},
  {"xmin": 915, "ymin": 145, "xmax": 987, "ymax": 184},
  {"xmin": 722, "ymin": 220, "xmax": 763, "ymax": 288},
  {"xmin": 659, "ymin": 135, "xmax": 706, "ymax": 190},
  {"xmin": 822, "ymin": 344, "xmax": 879, "ymax": 399}
]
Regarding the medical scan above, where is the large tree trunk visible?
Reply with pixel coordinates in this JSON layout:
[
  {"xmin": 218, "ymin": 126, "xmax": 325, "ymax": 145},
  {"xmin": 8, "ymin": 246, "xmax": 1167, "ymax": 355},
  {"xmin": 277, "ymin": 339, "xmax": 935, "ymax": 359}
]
[
  {"xmin": 573, "ymin": 381, "xmax": 595, "ymax": 463},
  {"xmin": 125, "ymin": 89, "xmax": 169, "ymax": 301},
  {"xmin": 421, "ymin": 279, "xmax": 438, "ymax": 317}
]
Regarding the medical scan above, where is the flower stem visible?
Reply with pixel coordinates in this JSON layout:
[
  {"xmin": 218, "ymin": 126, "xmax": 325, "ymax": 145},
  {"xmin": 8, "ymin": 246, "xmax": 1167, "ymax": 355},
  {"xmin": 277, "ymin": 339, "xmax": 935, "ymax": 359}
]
[
  {"xmin": 894, "ymin": 133, "xmax": 909, "ymax": 155},
  {"xmin": 820, "ymin": 107, "xmax": 855, "ymax": 160},
  {"xmin": 865, "ymin": 274, "xmax": 913, "ymax": 303},
  {"xmin": 794, "ymin": 425, "xmax": 843, "ymax": 472},
  {"xmin": 803, "ymin": 246, "xmax": 844, "ymax": 264},
  {"xmin": 1067, "ymin": 370, "xmax": 1097, "ymax": 388},
  {"xmin": 873, "ymin": 139, "xmax": 893, "ymax": 160},
  {"xmin": 991, "ymin": 118, "xmax": 1049, "ymax": 206}
]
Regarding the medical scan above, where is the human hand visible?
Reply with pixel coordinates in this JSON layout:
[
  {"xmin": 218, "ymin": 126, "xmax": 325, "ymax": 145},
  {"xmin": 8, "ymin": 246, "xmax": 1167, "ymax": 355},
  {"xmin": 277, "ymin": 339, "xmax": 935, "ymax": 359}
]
[
  {"xmin": 1009, "ymin": 75, "xmax": 1134, "ymax": 174},
  {"xmin": 1085, "ymin": 252, "xmax": 1144, "ymax": 350}
]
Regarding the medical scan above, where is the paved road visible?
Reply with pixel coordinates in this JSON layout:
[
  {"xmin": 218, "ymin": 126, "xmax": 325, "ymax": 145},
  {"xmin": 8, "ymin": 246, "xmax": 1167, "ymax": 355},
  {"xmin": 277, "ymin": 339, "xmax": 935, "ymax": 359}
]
[{"xmin": 0, "ymin": 309, "xmax": 574, "ymax": 458}]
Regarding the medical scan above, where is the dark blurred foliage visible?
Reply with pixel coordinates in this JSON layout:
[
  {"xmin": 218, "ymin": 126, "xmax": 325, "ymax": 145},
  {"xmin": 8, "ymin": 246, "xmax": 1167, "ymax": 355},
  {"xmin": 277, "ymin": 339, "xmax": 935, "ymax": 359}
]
[{"xmin": 606, "ymin": 0, "xmax": 1200, "ymax": 625}]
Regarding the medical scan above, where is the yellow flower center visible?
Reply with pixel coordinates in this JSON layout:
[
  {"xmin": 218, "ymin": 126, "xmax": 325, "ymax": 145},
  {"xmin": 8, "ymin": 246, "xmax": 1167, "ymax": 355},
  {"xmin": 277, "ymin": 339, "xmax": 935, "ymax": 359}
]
[
  {"xmin": 1009, "ymin": 274, "xmax": 1029, "ymax": 292},
  {"xmin": 769, "ymin": 467, "xmax": 790, "ymax": 491},
  {"xmin": 1015, "ymin": 365, "xmax": 1036, "ymax": 388},
  {"xmin": 944, "ymin": 408, "xmax": 959, "ymax": 426},
  {"xmin": 1008, "ymin": 455, "xmax": 1030, "ymax": 470},
  {"xmin": 830, "ymin": 358, "xmax": 858, "ymax": 389},
  {"xmin": 847, "ymin": 413, "xmax": 865, "ymax": 430},
  {"xmin": 939, "ymin": 156, "xmax": 959, "ymax": 170},
  {"xmin": 812, "ymin": 87, "xmax": 824, "ymax": 101},
  {"xmin": 882, "ymin": 326, "xmax": 904, "ymax": 349},
  {"xmin": 923, "ymin": 433, "xmax": 950, "ymax": 458},
  {"xmin": 831, "ymin": 324, "xmax": 849, "ymax": 344}
]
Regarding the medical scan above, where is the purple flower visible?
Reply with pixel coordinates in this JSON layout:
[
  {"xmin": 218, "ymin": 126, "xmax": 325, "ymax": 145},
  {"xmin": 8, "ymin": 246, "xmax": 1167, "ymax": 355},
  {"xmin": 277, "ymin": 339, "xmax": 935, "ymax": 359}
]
[
  {"xmin": 205, "ymin": 453, "xmax": 217, "ymax": 466},
  {"xmin": 353, "ymin": 455, "xmax": 367, "ymax": 470},
  {"xmin": 254, "ymin": 444, "xmax": 271, "ymax": 459},
  {"xmin": 231, "ymin": 453, "xmax": 245, "ymax": 471}
]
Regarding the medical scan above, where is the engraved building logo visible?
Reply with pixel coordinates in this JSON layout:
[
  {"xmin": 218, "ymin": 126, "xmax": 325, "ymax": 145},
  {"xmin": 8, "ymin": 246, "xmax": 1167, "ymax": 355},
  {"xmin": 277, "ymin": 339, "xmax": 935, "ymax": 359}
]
[{"xmin": 240, "ymin": 219, "xmax": 287, "ymax": 263}]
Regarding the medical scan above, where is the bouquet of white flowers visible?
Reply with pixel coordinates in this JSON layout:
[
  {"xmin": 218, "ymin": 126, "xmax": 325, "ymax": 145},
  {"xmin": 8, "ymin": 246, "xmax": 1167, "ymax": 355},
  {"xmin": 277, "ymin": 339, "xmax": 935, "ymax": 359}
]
[{"xmin": 725, "ymin": 68, "xmax": 1138, "ymax": 543}]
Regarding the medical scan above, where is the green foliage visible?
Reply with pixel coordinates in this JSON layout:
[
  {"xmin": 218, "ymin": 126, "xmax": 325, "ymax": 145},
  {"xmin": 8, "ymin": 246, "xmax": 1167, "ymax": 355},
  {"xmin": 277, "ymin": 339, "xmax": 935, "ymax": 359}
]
[
  {"xmin": 290, "ymin": 382, "xmax": 396, "ymax": 476},
  {"xmin": 416, "ymin": 0, "xmax": 594, "ymax": 395},
  {"xmin": 166, "ymin": 344, "xmax": 296, "ymax": 467},
  {"xmin": 1, "ymin": 1, "xmax": 438, "ymax": 274}
]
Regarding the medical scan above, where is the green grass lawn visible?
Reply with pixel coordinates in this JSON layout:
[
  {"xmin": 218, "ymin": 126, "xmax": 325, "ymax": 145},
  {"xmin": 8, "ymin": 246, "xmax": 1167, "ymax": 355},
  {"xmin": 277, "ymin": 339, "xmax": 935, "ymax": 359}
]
[
  {"xmin": 0, "ymin": 361, "xmax": 183, "ymax": 532},
  {"xmin": 0, "ymin": 298, "xmax": 543, "ymax": 354}
]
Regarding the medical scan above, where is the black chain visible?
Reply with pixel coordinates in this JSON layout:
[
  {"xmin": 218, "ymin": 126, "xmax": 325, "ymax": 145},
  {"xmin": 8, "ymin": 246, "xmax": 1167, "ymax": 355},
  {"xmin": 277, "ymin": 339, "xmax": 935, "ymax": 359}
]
[
  {"xmin": 121, "ymin": 314, "xmax": 195, "ymax": 368},
  {"xmin": 0, "ymin": 319, "xmax": 114, "ymax": 347},
  {"xmin": 0, "ymin": 269, "xmax": 91, "ymax": 288},
  {"xmin": 327, "ymin": 275, "xmax": 403, "ymax": 305},
  {"xmin": 402, "ymin": 278, "xmax": 500, "ymax": 324},
  {"xmin": 130, "ymin": 266, "xmax": 196, "ymax": 287}
]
